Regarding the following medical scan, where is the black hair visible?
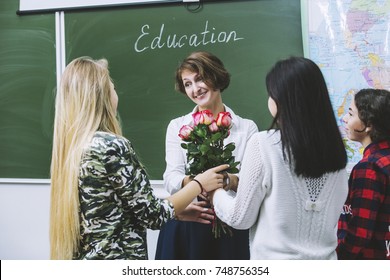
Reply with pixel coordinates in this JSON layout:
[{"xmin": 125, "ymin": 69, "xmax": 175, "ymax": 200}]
[
  {"xmin": 355, "ymin": 88, "xmax": 390, "ymax": 143},
  {"xmin": 266, "ymin": 56, "xmax": 347, "ymax": 178}
]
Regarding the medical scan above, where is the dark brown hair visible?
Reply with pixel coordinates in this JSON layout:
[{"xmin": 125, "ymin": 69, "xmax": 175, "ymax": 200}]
[{"xmin": 355, "ymin": 88, "xmax": 390, "ymax": 143}]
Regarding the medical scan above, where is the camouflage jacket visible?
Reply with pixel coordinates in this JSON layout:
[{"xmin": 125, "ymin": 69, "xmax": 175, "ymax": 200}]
[{"xmin": 75, "ymin": 131, "xmax": 174, "ymax": 259}]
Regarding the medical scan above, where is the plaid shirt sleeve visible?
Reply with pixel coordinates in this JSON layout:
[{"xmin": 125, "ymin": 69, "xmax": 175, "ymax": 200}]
[{"xmin": 337, "ymin": 159, "xmax": 387, "ymax": 259}]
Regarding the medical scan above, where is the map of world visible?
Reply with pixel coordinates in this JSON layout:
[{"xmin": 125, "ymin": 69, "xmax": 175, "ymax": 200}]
[{"xmin": 303, "ymin": 0, "xmax": 390, "ymax": 171}]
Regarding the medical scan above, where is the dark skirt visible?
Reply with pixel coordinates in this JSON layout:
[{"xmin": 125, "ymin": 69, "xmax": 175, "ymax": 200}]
[{"xmin": 155, "ymin": 219, "xmax": 250, "ymax": 260}]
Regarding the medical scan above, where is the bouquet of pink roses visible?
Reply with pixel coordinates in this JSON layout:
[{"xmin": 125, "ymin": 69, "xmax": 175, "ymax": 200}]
[{"xmin": 179, "ymin": 109, "xmax": 239, "ymax": 238}]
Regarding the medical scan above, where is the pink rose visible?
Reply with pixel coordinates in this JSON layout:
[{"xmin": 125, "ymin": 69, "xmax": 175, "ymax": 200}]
[
  {"xmin": 178, "ymin": 125, "xmax": 193, "ymax": 140},
  {"xmin": 192, "ymin": 110, "xmax": 214, "ymax": 125},
  {"xmin": 216, "ymin": 112, "xmax": 232, "ymax": 128},
  {"xmin": 200, "ymin": 110, "xmax": 214, "ymax": 125},
  {"xmin": 208, "ymin": 121, "xmax": 219, "ymax": 132},
  {"xmin": 192, "ymin": 111, "xmax": 203, "ymax": 125}
]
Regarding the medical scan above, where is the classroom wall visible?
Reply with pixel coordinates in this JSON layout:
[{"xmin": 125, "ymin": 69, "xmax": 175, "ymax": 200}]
[
  {"xmin": 0, "ymin": 0, "xmax": 302, "ymax": 260},
  {"xmin": 0, "ymin": 181, "xmax": 168, "ymax": 260}
]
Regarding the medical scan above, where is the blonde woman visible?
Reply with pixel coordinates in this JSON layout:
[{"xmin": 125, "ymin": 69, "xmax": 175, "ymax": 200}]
[{"xmin": 50, "ymin": 56, "xmax": 227, "ymax": 260}]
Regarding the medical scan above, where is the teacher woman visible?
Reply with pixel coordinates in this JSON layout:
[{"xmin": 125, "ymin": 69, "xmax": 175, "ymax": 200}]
[{"xmin": 155, "ymin": 51, "xmax": 258, "ymax": 259}]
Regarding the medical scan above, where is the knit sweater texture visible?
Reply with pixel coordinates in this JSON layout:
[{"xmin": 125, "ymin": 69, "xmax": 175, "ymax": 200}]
[{"xmin": 213, "ymin": 130, "xmax": 348, "ymax": 259}]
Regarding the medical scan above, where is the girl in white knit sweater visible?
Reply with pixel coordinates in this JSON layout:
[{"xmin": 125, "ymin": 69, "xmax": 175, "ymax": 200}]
[{"xmin": 211, "ymin": 57, "xmax": 348, "ymax": 259}]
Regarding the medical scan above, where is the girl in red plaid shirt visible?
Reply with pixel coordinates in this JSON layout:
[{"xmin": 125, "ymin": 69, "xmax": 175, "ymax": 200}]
[{"xmin": 338, "ymin": 88, "xmax": 390, "ymax": 259}]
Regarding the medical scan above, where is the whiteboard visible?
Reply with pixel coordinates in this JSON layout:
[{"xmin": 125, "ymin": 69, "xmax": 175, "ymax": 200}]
[{"xmin": 18, "ymin": 0, "xmax": 197, "ymax": 12}]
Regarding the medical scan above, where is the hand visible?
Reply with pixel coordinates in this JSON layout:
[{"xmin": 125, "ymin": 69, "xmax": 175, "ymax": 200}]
[
  {"xmin": 176, "ymin": 201, "xmax": 214, "ymax": 224},
  {"xmin": 183, "ymin": 176, "xmax": 208, "ymax": 200},
  {"xmin": 222, "ymin": 173, "xmax": 239, "ymax": 192},
  {"xmin": 198, "ymin": 190, "xmax": 209, "ymax": 201},
  {"xmin": 222, "ymin": 172, "xmax": 230, "ymax": 189},
  {"xmin": 194, "ymin": 164, "xmax": 229, "ymax": 192}
]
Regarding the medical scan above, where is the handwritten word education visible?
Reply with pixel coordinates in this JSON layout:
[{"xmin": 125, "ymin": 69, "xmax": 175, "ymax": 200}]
[{"xmin": 134, "ymin": 20, "xmax": 244, "ymax": 52}]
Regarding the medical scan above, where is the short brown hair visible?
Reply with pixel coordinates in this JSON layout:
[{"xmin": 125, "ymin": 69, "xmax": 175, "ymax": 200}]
[{"xmin": 175, "ymin": 51, "xmax": 230, "ymax": 94}]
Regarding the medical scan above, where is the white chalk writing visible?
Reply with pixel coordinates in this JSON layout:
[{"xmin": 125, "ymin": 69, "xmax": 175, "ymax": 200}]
[{"xmin": 134, "ymin": 21, "xmax": 244, "ymax": 53}]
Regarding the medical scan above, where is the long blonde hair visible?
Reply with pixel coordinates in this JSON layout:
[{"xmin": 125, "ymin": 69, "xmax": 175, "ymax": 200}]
[{"xmin": 50, "ymin": 57, "xmax": 122, "ymax": 259}]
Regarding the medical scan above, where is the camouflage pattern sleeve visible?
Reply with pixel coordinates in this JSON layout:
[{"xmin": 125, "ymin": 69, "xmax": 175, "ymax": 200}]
[
  {"xmin": 77, "ymin": 131, "xmax": 174, "ymax": 259},
  {"xmin": 104, "ymin": 134, "xmax": 175, "ymax": 229}
]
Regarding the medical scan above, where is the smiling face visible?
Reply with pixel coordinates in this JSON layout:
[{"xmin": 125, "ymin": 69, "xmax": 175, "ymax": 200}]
[
  {"xmin": 342, "ymin": 98, "xmax": 372, "ymax": 147},
  {"xmin": 181, "ymin": 69, "xmax": 221, "ymax": 110}
]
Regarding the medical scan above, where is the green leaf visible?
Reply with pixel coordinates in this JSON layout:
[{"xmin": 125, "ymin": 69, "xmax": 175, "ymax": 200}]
[
  {"xmin": 226, "ymin": 167, "xmax": 239, "ymax": 174},
  {"xmin": 207, "ymin": 154, "xmax": 220, "ymax": 162},
  {"xmin": 194, "ymin": 125, "xmax": 208, "ymax": 138},
  {"xmin": 222, "ymin": 150, "xmax": 232, "ymax": 159},
  {"xmin": 187, "ymin": 143, "xmax": 198, "ymax": 154},
  {"xmin": 225, "ymin": 142, "xmax": 236, "ymax": 151},
  {"xmin": 200, "ymin": 144, "xmax": 210, "ymax": 155},
  {"xmin": 199, "ymin": 156, "xmax": 207, "ymax": 165},
  {"xmin": 203, "ymin": 139, "xmax": 212, "ymax": 147},
  {"xmin": 210, "ymin": 146, "xmax": 223, "ymax": 156},
  {"xmin": 211, "ymin": 132, "xmax": 222, "ymax": 142},
  {"xmin": 181, "ymin": 143, "xmax": 188, "ymax": 149}
]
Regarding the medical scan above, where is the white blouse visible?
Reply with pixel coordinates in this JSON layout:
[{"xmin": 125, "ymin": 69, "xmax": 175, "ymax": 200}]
[
  {"xmin": 163, "ymin": 104, "xmax": 258, "ymax": 194},
  {"xmin": 213, "ymin": 130, "xmax": 348, "ymax": 259}
]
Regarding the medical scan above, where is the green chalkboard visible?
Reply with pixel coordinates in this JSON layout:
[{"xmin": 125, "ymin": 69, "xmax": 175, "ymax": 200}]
[
  {"xmin": 65, "ymin": 0, "xmax": 303, "ymax": 179},
  {"xmin": 0, "ymin": 0, "xmax": 56, "ymax": 178},
  {"xmin": 0, "ymin": 0, "xmax": 303, "ymax": 179}
]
